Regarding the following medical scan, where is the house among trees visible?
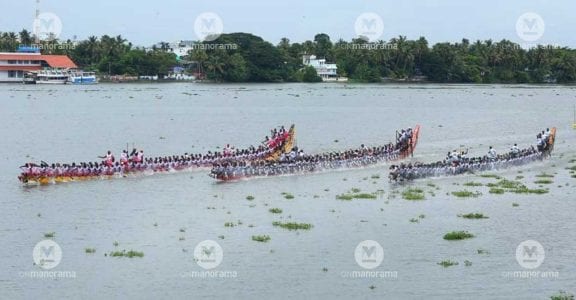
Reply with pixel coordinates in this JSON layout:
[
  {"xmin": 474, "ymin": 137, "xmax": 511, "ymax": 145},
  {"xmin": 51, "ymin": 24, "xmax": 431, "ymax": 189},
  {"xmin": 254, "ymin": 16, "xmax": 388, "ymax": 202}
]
[{"xmin": 302, "ymin": 54, "xmax": 345, "ymax": 81}]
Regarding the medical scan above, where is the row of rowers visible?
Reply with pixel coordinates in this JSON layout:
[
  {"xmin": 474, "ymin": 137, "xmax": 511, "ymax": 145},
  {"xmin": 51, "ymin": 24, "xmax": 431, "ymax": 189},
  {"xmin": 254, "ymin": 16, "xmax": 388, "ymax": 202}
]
[
  {"xmin": 212, "ymin": 127, "xmax": 415, "ymax": 170},
  {"xmin": 19, "ymin": 126, "xmax": 292, "ymax": 176}
]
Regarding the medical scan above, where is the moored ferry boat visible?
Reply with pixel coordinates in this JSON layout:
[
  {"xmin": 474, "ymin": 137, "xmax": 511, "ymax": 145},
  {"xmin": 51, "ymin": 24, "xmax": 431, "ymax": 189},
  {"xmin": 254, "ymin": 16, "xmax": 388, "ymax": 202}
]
[
  {"xmin": 36, "ymin": 69, "xmax": 69, "ymax": 84},
  {"xmin": 68, "ymin": 71, "xmax": 98, "ymax": 84}
]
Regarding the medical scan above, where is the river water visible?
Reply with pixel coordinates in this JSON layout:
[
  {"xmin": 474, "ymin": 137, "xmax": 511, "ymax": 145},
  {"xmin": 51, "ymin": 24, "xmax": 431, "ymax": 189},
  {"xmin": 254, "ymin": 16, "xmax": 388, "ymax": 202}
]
[{"xmin": 0, "ymin": 83, "xmax": 575, "ymax": 299}]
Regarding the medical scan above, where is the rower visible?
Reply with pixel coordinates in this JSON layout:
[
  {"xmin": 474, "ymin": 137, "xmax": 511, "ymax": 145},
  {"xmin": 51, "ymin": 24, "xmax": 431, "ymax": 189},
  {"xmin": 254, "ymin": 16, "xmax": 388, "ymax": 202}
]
[
  {"xmin": 487, "ymin": 146, "xmax": 497, "ymax": 160},
  {"xmin": 510, "ymin": 144, "xmax": 520, "ymax": 157},
  {"xmin": 98, "ymin": 151, "xmax": 114, "ymax": 167}
]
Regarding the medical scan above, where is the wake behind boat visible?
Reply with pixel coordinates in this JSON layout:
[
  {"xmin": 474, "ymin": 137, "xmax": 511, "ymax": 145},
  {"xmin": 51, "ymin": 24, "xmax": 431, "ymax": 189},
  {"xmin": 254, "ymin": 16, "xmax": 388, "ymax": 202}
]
[
  {"xmin": 389, "ymin": 127, "xmax": 556, "ymax": 182},
  {"xmin": 209, "ymin": 125, "xmax": 420, "ymax": 181}
]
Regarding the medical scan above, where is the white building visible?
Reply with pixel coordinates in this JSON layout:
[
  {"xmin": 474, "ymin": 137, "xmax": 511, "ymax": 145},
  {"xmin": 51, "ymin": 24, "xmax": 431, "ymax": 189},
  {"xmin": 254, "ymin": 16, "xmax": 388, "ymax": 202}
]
[{"xmin": 302, "ymin": 54, "xmax": 345, "ymax": 81}]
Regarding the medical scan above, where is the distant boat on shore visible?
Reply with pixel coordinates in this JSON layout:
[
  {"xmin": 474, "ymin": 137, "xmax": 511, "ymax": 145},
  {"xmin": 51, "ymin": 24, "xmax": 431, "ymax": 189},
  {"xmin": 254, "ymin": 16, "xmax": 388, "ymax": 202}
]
[
  {"xmin": 36, "ymin": 70, "xmax": 69, "ymax": 84},
  {"xmin": 22, "ymin": 69, "xmax": 99, "ymax": 85},
  {"xmin": 68, "ymin": 71, "xmax": 98, "ymax": 84}
]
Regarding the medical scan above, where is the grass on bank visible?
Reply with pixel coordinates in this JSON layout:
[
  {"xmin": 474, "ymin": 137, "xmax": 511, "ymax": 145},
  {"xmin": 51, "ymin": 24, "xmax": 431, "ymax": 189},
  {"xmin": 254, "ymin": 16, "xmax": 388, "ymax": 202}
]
[
  {"xmin": 272, "ymin": 222, "xmax": 313, "ymax": 230},
  {"xmin": 443, "ymin": 231, "xmax": 475, "ymax": 240}
]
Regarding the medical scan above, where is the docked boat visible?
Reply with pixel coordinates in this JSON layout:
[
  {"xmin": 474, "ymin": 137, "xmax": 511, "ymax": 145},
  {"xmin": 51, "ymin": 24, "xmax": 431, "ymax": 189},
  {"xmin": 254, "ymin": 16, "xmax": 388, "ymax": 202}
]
[
  {"xmin": 22, "ymin": 72, "xmax": 37, "ymax": 84},
  {"xmin": 389, "ymin": 127, "xmax": 556, "ymax": 181},
  {"xmin": 209, "ymin": 125, "xmax": 420, "ymax": 181},
  {"xmin": 36, "ymin": 70, "xmax": 69, "ymax": 84},
  {"xmin": 18, "ymin": 125, "xmax": 295, "ymax": 186},
  {"xmin": 68, "ymin": 71, "xmax": 98, "ymax": 84}
]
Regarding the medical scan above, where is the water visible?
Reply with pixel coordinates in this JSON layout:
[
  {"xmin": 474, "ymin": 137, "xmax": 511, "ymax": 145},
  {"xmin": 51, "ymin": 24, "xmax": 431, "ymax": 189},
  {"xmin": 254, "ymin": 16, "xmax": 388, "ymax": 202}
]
[{"xmin": 1, "ymin": 83, "xmax": 575, "ymax": 299}]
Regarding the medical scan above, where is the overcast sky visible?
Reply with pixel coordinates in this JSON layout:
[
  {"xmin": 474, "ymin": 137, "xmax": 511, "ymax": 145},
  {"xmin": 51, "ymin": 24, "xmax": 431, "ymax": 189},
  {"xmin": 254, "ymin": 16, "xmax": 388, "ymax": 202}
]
[{"xmin": 0, "ymin": 0, "xmax": 574, "ymax": 47}]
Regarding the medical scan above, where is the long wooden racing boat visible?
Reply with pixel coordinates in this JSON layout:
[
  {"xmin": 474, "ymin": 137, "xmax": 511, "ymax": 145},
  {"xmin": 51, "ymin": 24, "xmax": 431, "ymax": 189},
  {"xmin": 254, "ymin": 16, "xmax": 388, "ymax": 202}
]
[
  {"xmin": 389, "ymin": 127, "xmax": 556, "ymax": 181},
  {"xmin": 18, "ymin": 125, "xmax": 296, "ymax": 186},
  {"xmin": 209, "ymin": 125, "xmax": 421, "ymax": 181}
]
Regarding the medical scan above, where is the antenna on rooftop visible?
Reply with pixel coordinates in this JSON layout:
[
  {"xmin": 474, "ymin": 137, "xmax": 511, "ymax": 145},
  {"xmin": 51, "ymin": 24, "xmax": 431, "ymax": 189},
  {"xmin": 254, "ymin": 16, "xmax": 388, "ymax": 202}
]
[{"xmin": 34, "ymin": 0, "xmax": 40, "ymax": 44}]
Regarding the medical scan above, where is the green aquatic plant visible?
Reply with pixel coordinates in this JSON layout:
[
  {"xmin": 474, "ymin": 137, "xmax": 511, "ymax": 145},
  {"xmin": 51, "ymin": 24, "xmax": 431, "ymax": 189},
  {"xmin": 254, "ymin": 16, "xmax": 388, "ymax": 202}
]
[
  {"xmin": 437, "ymin": 260, "xmax": 459, "ymax": 267},
  {"xmin": 371, "ymin": 174, "xmax": 380, "ymax": 179},
  {"xmin": 515, "ymin": 175, "xmax": 524, "ymax": 180},
  {"xmin": 269, "ymin": 208, "xmax": 283, "ymax": 214},
  {"xmin": 458, "ymin": 213, "xmax": 489, "ymax": 219},
  {"xmin": 536, "ymin": 172, "xmax": 555, "ymax": 178},
  {"xmin": 336, "ymin": 192, "xmax": 377, "ymax": 200},
  {"xmin": 272, "ymin": 222, "xmax": 313, "ymax": 230},
  {"xmin": 109, "ymin": 250, "xmax": 144, "ymax": 258},
  {"xmin": 489, "ymin": 188, "xmax": 505, "ymax": 194},
  {"xmin": 550, "ymin": 291, "xmax": 575, "ymax": 300},
  {"xmin": 246, "ymin": 195, "xmax": 255, "ymax": 201},
  {"xmin": 463, "ymin": 182, "xmax": 483, "ymax": 187},
  {"xmin": 402, "ymin": 188, "xmax": 426, "ymax": 200},
  {"xmin": 179, "ymin": 228, "xmax": 186, "ymax": 233},
  {"xmin": 409, "ymin": 218, "xmax": 420, "ymax": 223},
  {"xmin": 464, "ymin": 260, "xmax": 472, "ymax": 267},
  {"xmin": 443, "ymin": 231, "xmax": 474, "ymax": 240},
  {"xmin": 85, "ymin": 248, "xmax": 96, "ymax": 254},
  {"xmin": 351, "ymin": 188, "xmax": 361, "ymax": 193},
  {"xmin": 512, "ymin": 203, "xmax": 520, "ymax": 207},
  {"xmin": 283, "ymin": 193, "xmax": 295, "ymax": 200},
  {"xmin": 224, "ymin": 222, "xmax": 236, "ymax": 227},
  {"xmin": 451, "ymin": 190, "xmax": 482, "ymax": 198},
  {"xmin": 252, "ymin": 235, "xmax": 271, "ymax": 243},
  {"xmin": 426, "ymin": 182, "xmax": 437, "ymax": 188},
  {"xmin": 480, "ymin": 174, "xmax": 501, "ymax": 179},
  {"xmin": 44, "ymin": 232, "xmax": 55, "ymax": 238},
  {"xmin": 534, "ymin": 179, "xmax": 553, "ymax": 185}
]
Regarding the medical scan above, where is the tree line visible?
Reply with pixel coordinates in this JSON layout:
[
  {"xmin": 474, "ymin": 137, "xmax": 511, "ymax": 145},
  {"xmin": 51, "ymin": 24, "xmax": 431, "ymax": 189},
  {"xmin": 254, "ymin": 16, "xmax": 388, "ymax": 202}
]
[{"xmin": 2, "ymin": 29, "xmax": 575, "ymax": 83}]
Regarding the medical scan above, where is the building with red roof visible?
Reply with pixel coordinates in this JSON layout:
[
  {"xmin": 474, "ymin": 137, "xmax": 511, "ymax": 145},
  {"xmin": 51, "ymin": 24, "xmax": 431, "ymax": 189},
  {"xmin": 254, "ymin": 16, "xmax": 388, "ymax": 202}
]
[{"xmin": 0, "ymin": 52, "xmax": 78, "ymax": 82}]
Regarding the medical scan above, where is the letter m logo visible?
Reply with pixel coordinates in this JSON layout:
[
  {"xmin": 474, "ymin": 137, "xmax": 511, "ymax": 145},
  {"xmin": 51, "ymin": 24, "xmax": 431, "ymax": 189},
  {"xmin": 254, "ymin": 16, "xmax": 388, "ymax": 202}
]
[
  {"xmin": 523, "ymin": 245, "xmax": 538, "ymax": 258},
  {"xmin": 202, "ymin": 246, "xmax": 215, "ymax": 257},
  {"xmin": 523, "ymin": 18, "xmax": 538, "ymax": 31},
  {"xmin": 362, "ymin": 246, "xmax": 376, "ymax": 258},
  {"xmin": 362, "ymin": 18, "xmax": 377, "ymax": 30},
  {"xmin": 41, "ymin": 246, "xmax": 55, "ymax": 258},
  {"xmin": 202, "ymin": 18, "xmax": 216, "ymax": 30}
]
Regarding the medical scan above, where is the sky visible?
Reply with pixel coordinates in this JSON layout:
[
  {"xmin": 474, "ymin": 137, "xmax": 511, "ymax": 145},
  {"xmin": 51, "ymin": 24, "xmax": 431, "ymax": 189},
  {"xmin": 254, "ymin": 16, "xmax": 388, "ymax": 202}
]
[{"xmin": 0, "ymin": 0, "xmax": 575, "ymax": 47}]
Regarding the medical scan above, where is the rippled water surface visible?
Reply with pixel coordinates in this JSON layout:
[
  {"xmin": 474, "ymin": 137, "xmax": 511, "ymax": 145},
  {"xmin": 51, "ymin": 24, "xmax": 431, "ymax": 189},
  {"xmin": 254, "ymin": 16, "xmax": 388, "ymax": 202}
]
[{"xmin": 1, "ymin": 83, "xmax": 575, "ymax": 299}]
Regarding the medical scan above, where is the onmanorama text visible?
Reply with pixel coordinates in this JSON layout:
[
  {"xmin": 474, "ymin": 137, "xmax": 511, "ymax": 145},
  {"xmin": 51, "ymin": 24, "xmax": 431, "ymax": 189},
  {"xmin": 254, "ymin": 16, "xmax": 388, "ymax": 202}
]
[
  {"xmin": 181, "ymin": 270, "xmax": 238, "ymax": 278},
  {"xmin": 340, "ymin": 270, "xmax": 398, "ymax": 279}
]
